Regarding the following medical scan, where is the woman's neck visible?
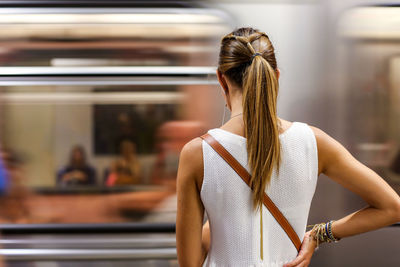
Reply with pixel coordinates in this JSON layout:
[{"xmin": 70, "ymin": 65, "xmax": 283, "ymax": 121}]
[{"xmin": 229, "ymin": 93, "xmax": 243, "ymax": 118}]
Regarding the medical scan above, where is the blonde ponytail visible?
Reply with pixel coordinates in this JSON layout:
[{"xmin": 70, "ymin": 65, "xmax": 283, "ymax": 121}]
[{"xmin": 218, "ymin": 28, "xmax": 281, "ymax": 210}]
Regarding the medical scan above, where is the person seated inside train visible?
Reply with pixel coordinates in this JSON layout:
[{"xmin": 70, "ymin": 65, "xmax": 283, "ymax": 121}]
[
  {"xmin": 56, "ymin": 145, "xmax": 97, "ymax": 187},
  {"xmin": 150, "ymin": 120, "xmax": 204, "ymax": 189},
  {"xmin": 0, "ymin": 150, "xmax": 9, "ymax": 195},
  {"xmin": 105, "ymin": 139, "xmax": 141, "ymax": 186},
  {"xmin": 0, "ymin": 148, "xmax": 32, "ymax": 223}
]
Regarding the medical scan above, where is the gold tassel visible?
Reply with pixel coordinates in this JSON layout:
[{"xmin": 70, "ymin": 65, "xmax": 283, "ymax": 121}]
[{"xmin": 260, "ymin": 205, "xmax": 263, "ymax": 260}]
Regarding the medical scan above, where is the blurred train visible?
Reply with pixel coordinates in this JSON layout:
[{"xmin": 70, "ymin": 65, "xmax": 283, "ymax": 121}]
[{"xmin": 0, "ymin": 1, "xmax": 399, "ymax": 266}]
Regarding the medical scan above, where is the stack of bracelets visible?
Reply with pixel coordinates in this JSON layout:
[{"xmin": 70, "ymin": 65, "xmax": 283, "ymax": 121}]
[{"xmin": 308, "ymin": 220, "xmax": 341, "ymax": 248}]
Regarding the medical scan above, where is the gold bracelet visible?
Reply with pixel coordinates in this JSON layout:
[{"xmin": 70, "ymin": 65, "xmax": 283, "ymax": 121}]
[{"xmin": 307, "ymin": 220, "xmax": 340, "ymax": 248}]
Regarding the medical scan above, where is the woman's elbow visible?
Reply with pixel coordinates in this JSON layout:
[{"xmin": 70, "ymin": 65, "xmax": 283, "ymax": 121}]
[{"xmin": 387, "ymin": 199, "xmax": 400, "ymax": 223}]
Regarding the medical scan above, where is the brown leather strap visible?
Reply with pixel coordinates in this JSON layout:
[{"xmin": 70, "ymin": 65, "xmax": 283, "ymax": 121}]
[{"xmin": 200, "ymin": 133, "xmax": 302, "ymax": 252}]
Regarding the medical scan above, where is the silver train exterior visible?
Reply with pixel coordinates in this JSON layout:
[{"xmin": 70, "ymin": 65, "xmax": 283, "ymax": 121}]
[{"xmin": 0, "ymin": 1, "xmax": 398, "ymax": 266}]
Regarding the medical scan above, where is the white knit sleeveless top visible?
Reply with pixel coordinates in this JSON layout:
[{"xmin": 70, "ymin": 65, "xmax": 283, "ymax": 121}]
[{"xmin": 200, "ymin": 121, "xmax": 318, "ymax": 267}]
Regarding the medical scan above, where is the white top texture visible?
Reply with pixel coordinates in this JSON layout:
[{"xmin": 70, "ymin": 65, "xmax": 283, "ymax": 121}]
[{"xmin": 200, "ymin": 121, "xmax": 319, "ymax": 267}]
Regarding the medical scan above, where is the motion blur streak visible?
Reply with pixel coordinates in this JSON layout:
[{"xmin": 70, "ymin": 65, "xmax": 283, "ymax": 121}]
[{"xmin": 0, "ymin": 0, "xmax": 399, "ymax": 266}]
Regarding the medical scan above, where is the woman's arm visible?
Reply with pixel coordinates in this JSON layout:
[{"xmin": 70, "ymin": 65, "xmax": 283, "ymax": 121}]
[
  {"xmin": 285, "ymin": 126, "xmax": 400, "ymax": 267},
  {"xmin": 176, "ymin": 138, "xmax": 205, "ymax": 267},
  {"xmin": 313, "ymin": 126, "xmax": 400, "ymax": 238}
]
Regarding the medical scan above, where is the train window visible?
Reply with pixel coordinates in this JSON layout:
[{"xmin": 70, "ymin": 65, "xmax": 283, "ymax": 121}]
[
  {"xmin": 0, "ymin": 8, "xmax": 232, "ymax": 225},
  {"xmin": 0, "ymin": 81, "xmax": 224, "ymax": 224}
]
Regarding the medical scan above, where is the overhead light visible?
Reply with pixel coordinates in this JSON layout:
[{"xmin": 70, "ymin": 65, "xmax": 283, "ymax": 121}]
[
  {"xmin": 338, "ymin": 7, "xmax": 400, "ymax": 39},
  {"xmin": 1, "ymin": 92, "xmax": 184, "ymax": 105},
  {"xmin": 0, "ymin": 24, "xmax": 228, "ymax": 39},
  {"xmin": 0, "ymin": 13, "xmax": 225, "ymax": 24}
]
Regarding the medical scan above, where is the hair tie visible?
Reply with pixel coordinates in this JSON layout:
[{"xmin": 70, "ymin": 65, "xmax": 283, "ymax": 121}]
[{"xmin": 251, "ymin": 52, "xmax": 262, "ymax": 61}]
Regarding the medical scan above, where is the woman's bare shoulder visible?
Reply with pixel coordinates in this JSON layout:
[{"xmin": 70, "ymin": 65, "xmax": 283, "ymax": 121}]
[
  {"xmin": 180, "ymin": 137, "xmax": 203, "ymax": 159},
  {"xmin": 279, "ymin": 119, "xmax": 337, "ymax": 155},
  {"xmin": 307, "ymin": 125, "xmax": 342, "ymax": 151},
  {"xmin": 307, "ymin": 124, "xmax": 350, "ymax": 175},
  {"xmin": 178, "ymin": 137, "xmax": 204, "ymax": 190}
]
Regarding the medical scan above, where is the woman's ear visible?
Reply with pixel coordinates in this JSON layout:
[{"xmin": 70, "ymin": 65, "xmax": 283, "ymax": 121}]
[
  {"xmin": 216, "ymin": 70, "xmax": 229, "ymax": 95},
  {"xmin": 276, "ymin": 68, "xmax": 281, "ymax": 80}
]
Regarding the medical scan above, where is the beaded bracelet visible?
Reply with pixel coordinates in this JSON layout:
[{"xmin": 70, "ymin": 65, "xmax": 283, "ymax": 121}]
[
  {"xmin": 307, "ymin": 220, "xmax": 340, "ymax": 248},
  {"xmin": 327, "ymin": 220, "xmax": 340, "ymax": 243}
]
